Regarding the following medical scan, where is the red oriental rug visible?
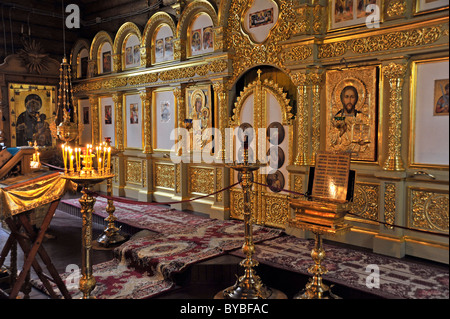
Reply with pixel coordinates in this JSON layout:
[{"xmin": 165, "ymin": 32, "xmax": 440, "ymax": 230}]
[
  {"xmin": 230, "ymin": 235, "xmax": 449, "ymax": 299},
  {"xmin": 60, "ymin": 197, "xmax": 213, "ymax": 235},
  {"xmin": 32, "ymin": 259, "xmax": 174, "ymax": 299}
]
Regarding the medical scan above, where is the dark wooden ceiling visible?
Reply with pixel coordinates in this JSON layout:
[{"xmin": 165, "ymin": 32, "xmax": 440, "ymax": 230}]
[{"xmin": 0, "ymin": 0, "xmax": 164, "ymax": 63}]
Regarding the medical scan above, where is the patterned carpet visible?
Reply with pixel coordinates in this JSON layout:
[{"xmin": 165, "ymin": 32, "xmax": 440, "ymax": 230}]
[
  {"xmin": 33, "ymin": 197, "xmax": 448, "ymax": 299},
  {"xmin": 230, "ymin": 235, "xmax": 449, "ymax": 299}
]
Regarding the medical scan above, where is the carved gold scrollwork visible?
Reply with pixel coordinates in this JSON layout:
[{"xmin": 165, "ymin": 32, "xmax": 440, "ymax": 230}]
[
  {"xmin": 411, "ymin": 189, "xmax": 449, "ymax": 233},
  {"xmin": 384, "ymin": 183, "xmax": 396, "ymax": 229},
  {"xmin": 189, "ymin": 167, "xmax": 214, "ymax": 195},
  {"xmin": 351, "ymin": 183, "xmax": 380, "ymax": 221},
  {"xmin": 387, "ymin": 0, "xmax": 407, "ymax": 17},
  {"xmin": 154, "ymin": 163, "xmax": 175, "ymax": 189},
  {"xmin": 126, "ymin": 160, "xmax": 142, "ymax": 184}
]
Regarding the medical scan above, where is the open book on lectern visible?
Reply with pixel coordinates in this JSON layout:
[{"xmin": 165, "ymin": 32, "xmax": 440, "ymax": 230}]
[{"xmin": 305, "ymin": 151, "xmax": 355, "ymax": 204}]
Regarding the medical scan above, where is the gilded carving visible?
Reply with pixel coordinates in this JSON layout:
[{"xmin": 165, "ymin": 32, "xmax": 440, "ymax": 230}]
[
  {"xmin": 225, "ymin": 0, "xmax": 297, "ymax": 86},
  {"xmin": 318, "ymin": 24, "xmax": 448, "ymax": 59},
  {"xmin": 382, "ymin": 62, "xmax": 407, "ymax": 171},
  {"xmin": 126, "ymin": 160, "xmax": 142, "ymax": 184},
  {"xmin": 351, "ymin": 183, "xmax": 379, "ymax": 221},
  {"xmin": 384, "ymin": 183, "xmax": 396, "ymax": 229},
  {"xmin": 308, "ymin": 72, "xmax": 323, "ymax": 165},
  {"xmin": 281, "ymin": 45, "xmax": 312, "ymax": 63},
  {"xmin": 139, "ymin": 90, "xmax": 153, "ymax": 154},
  {"xmin": 112, "ymin": 93, "xmax": 124, "ymax": 151},
  {"xmin": 293, "ymin": 175, "xmax": 303, "ymax": 197},
  {"xmin": 386, "ymin": 0, "xmax": 407, "ymax": 17},
  {"xmin": 189, "ymin": 167, "xmax": 214, "ymax": 195},
  {"xmin": 411, "ymin": 189, "xmax": 449, "ymax": 233},
  {"xmin": 154, "ymin": 163, "xmax": 175, "ymax": 189},
  {"xmin": 88, "ymin": 95, "xmax": 99, "ymax": 145},
  {"xmin": 263, "ymin": 193, "xmax": 290, "ymax": 228}
]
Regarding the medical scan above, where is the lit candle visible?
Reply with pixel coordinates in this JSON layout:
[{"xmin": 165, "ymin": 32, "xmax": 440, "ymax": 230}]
[
  {"xmin": 103, "ymin": 147, "xmax": 107, "ymax": 171},
  {"xmin": 70, "ymin": 154, "xmax": 74, "ymax": 172},
  {"xmin": 107, "ymin": 147, "xmax": 111, "ymax": 171},
  {"xmin": 62, "ymin": 145, "xmax": 67, "ymax": 171},
  {"xmin": 98, "ymin": 157, "xmax": 102, "ymax": 172}
]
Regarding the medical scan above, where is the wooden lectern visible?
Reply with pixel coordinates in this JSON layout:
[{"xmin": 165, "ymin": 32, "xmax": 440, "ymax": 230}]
[{"xmin": 289, "ymin": 151, "xmax": 355, "ymax": 299}]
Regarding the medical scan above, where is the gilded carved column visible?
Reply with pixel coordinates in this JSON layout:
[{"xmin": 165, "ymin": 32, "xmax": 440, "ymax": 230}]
[
  {"xmin": 139, "ymin": 89, "xmax": 153, "ymax": 154},
  {"xmin": 112, "ymin": 93, "xmax": 124, "ymax": 151},
  {"xmin": 88, "ymin": 95, "xmax": 99, "ymax": 145},
  {"xmin": 140, "ymin": 46, "xmax": 148, "ymax": 68},
  {"xmin": 382, "ymin": 62, "xmax": 407, "ymax": 171},
  {"xmin": 292, "ymin": 72, "xmax": 309, "ymax": 166},
  {"xmin": 173, "ymin": 86, "xmax": 185, "ymax": 130},
  {"xmin": 308, "ymin": 71, "xmax": 323, "ymax": 165},
  {"xmin": 113, "ymin": 54, "xmax": 121, "ymax": 73},
  {"xmin": 212, "ymin": 80, "xmax": 228, "ymax": 160}
]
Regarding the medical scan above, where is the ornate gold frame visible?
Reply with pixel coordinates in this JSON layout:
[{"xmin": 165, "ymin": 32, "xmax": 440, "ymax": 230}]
[
  {"xmin": 409, "ymin": 57, "xmax": 449, "ymax": 169},
  {"xmin": 123, "ymin": 92, "xmax": 144, "ymax": 151},
  {"xmin": 229, "ymin": 71, "xmax": 293, "ymax": 228},
  {"xmin": 152, "ymin": 87, "xmax": 177, "ymax": 153},
  {"xmin": 325, "ymin": 65, "xmax": 379, "ymax": 162}
]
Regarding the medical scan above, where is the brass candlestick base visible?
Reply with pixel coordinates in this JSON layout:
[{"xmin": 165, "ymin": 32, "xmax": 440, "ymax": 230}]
[
  {"xmin": 215, "ymin": 155, "xmax": 286, "ymax": 300},
  {"xmin": 63, "ymin": 174, "xmax": 114, "ymax": 299},
  {"xmin": 97, "ymin": 178, "xmax": 128, "ymax": 247},
  {"xmin": 294, "ymin": 232, "xmax": 339, "ymax": 299}
]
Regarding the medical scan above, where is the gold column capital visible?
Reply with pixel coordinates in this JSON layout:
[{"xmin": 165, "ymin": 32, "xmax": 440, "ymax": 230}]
[{"xmin": 382, "ymin": 61, "xmax": 408, "ymax": 80}]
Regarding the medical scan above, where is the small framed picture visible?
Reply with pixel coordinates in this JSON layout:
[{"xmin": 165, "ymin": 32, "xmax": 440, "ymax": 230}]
[
  {"xmin": 105, "ymin": 105, "xmax": 112, "ymax": 125},
  {"xmin": 130, "ymin": 103, "xmax": 139, "ymax": 124},
  {"xmin": 155, "ymin": 38, "xmax": 164, "ymax": 59},
  {"xmin": 433, "ymin": 79, "xmax": 449, "ymax": 116},
  {"xmin": 160, "ymin": 101, "xmax": 171, "ymax": 123},
  {"xmin": 249, "ymin": 8, "xmax": 274, "ymax": 28},
  {"xmin": 125, "ymin": 46, "xmax": 133, "ymax": 66},
  {"xmin": 83, "ymin": 106, "xmax": 90, "ymax": 124},
  {"xmin": 329, "ymin": 0, "xmax": 382, "ymax": 31},
  {"xmin": 102, "ymin": 51, "xmax": 111, "ymax": 73},
  {"xmin": 164, "ymin": 36, "xmax": 173, "ymax": 58},
  {"xmin": 133, "ymin": 44, "xmax": 140, "ymax": 64},
  {"xmin": 202, "ymin": 26, "xmax": 213, "ymax": 50},
  {"xmin": 191, "ymin": 29, "xmax": 202, "ymax": 53}
]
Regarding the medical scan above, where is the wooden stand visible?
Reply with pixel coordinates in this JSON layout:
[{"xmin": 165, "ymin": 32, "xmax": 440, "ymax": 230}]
[{"xmin": 0, "ymin": 199, "xmax": 71, "ymax": 299}]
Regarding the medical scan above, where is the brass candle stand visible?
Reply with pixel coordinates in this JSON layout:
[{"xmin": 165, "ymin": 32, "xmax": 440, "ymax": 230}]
[
  {"xmin": 62, "ymin": 174, "xmax": 114, "ymax": 299},
  {"xmin": 288, "ymin": 211, "xmax": 351, "ymax": 299},
  {"xmin": 61, "ymin": 142, "xmax": 114, "ymax": 298},
  {"xmin": 215, "ymin": 140, "xmax": 287, "ymax": 299},
  {"xmin": 97, "ymin": 143, "xmax": 127, "ymax": 247}
]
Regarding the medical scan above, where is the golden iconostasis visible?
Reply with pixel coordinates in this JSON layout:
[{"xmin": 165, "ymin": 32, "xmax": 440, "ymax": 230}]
[{"xmin": 64, "ymin": 0, "xmax": 449, "ymax": 264}]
